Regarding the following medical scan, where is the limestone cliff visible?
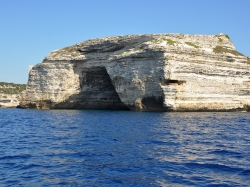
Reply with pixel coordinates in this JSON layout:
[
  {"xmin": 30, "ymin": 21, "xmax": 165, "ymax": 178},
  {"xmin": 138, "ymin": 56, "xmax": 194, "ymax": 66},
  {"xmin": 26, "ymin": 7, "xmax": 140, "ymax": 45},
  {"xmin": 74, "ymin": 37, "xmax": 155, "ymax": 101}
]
[
  {"xmin": 0, "ymin": 82, "xmax": 26, "ymax": 108},
  {"xmin": 20, "ymin": 33, "xmax": 250, "ymax": 111}
]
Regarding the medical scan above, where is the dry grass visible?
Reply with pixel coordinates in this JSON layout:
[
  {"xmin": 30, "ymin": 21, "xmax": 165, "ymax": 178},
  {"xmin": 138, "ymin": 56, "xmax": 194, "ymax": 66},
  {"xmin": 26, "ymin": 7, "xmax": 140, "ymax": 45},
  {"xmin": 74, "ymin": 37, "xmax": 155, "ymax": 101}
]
[
  {"xmin": 185, "ymin": 42, "xmax": 199, "ymax": 48},
  {"xmin": 163, "ymin": 38, "xmax": 176, "ymax": 45},
  {"xmin": 213, "ymin": 46, "xmax": 243, "ymax": 56}
]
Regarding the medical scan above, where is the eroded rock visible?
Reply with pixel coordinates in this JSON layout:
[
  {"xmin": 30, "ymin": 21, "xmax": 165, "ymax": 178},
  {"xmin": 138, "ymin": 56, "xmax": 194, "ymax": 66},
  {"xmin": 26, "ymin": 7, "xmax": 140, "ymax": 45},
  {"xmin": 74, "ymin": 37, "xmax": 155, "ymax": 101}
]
[{"xmin": 20, "ymin": 33, "xmax": 250, "ymax": 111}]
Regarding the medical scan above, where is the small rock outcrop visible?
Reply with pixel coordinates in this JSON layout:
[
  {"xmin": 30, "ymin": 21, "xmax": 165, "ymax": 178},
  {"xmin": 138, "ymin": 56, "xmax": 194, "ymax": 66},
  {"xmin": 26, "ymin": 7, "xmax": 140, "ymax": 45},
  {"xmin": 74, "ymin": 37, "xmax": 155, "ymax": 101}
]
[
  {"xmin": 20, "ymin": 33, "xmax": 250, "ymax": 111},
  {"xmin": 0, "ymin": 82, "xmax": 26, "ymax": 108}
]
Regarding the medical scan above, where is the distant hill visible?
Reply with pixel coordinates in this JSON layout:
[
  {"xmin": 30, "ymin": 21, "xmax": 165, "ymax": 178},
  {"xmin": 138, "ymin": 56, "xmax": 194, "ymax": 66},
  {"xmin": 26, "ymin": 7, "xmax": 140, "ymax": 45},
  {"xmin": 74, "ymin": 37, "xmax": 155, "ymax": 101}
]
[
  {"xmin": 0, "ymin": 82, "xmax": 26, "ymax": 94},
  {"xmin": 0, "ymin": 82, "xmax": 26, "ymax": 108}
]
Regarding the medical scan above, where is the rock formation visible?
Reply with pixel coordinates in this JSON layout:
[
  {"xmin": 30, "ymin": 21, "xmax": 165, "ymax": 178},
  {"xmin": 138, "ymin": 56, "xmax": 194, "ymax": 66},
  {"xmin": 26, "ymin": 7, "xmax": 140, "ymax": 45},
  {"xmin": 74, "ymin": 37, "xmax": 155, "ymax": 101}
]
[
  {"xmin": 0, "ymin": 82, "xmax": 26, "ymax": 108},
  {"xmin": 20, "ymin": 33, "xmax": 250, "ymax": 111}
]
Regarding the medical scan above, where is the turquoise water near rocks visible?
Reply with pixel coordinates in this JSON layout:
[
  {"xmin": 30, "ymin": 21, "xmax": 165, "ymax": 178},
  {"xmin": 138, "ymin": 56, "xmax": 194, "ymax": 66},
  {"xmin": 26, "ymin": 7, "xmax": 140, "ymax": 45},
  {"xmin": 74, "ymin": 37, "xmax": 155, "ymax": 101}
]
[{"xmin": 0, "ymin": 108, "xmax": 250, "ymax": 186}]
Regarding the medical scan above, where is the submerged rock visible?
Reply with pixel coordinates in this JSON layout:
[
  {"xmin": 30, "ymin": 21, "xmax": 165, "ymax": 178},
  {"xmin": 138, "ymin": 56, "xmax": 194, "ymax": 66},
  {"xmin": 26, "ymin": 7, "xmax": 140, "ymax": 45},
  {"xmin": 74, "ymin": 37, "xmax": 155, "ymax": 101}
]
[{"xmin": 20, "ymin": 33, "xmax": 250, "ymax": 111}]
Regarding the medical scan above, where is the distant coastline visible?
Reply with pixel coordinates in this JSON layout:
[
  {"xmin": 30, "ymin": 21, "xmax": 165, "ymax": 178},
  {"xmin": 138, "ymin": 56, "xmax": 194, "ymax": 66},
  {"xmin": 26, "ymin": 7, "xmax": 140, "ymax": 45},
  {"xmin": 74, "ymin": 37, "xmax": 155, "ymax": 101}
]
[{"xmin": 0, "ymin": 82, "xmax": 26, "ymax": 108}]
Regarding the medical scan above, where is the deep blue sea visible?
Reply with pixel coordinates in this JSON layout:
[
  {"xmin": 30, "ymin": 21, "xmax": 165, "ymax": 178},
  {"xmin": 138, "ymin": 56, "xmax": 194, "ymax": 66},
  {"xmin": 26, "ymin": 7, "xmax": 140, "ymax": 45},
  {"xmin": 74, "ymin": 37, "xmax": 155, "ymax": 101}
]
[{"xmin": 0, "ymin": 109, "xmax": 250, "ymax": 186}]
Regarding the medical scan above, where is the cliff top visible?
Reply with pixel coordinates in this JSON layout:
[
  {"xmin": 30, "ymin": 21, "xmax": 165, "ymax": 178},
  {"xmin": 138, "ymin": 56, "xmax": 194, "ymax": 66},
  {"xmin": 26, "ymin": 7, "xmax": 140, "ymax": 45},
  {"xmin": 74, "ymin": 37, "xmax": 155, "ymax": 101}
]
[{"xmin": 44, "ymin": 33, "xmax": 245, "ymax": 62}]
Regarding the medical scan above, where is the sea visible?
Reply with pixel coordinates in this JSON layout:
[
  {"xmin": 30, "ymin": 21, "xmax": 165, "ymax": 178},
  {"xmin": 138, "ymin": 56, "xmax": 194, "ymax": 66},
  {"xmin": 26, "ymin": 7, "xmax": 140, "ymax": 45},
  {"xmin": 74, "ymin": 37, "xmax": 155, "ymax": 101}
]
[{"xmin": 0, "ymin": 108, "xmax": 250, "ymax": 187}]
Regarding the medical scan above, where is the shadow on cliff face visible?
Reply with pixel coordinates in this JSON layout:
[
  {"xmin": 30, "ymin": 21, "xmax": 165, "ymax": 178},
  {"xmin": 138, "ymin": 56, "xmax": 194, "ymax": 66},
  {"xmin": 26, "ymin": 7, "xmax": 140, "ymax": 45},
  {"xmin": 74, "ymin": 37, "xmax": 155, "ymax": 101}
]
[
  {"xmin": 76, "ymin": 35, "xmax": 155, "ymax": 54},
  {"xmin": 127, "ymin": 96, "xmax": 165, "ymax": 112},
  {"xmin": 57, "ymin": 35, "xmax": 168, "ymax": 111},
  {"xmin": 142, "ymin": 96, "xmax": 164, "ymax": 111},
  {"xmin": 55, "ymin": 64, "xmax": 166, "ymax": 111},
  {"xmin": 55, "ymin": 65, "xmax": 130, "ymax": 110}
]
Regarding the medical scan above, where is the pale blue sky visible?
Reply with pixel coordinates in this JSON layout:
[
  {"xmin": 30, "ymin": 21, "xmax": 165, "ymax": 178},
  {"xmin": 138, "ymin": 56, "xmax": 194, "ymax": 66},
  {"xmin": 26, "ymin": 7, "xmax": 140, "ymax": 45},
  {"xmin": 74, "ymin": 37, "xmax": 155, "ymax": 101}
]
[{"xmin": 1, "ymin": 0, "xmax": 250, "ymax": 83}]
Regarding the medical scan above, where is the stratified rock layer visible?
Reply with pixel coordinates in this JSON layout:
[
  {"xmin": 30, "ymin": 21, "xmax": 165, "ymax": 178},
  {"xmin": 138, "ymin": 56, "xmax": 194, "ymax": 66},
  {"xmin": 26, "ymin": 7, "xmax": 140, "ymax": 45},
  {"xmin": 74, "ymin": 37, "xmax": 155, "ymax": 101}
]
[{"xmin": 20, "ymin": 33, "xmax": 250, "ymax": 111}]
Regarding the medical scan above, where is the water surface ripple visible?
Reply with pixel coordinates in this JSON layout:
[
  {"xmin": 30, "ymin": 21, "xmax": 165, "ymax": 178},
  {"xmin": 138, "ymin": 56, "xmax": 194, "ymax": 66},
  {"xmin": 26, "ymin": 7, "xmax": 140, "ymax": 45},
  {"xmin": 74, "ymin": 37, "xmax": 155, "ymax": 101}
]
[{"xmin": 0, "ymin": 109, "xmax": 250, "ymax": 186}]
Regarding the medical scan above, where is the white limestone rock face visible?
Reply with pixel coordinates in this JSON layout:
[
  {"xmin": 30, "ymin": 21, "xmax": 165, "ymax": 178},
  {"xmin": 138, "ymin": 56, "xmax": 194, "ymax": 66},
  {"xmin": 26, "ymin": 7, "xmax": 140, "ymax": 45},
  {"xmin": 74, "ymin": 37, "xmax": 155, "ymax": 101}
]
[
  {"xmin": 20, "ymin": 33, "xmax": 250, "ymax": 111},
  {"xmin": 0, "ymin": 94, "xmax": 21, "ymax": 108},
  {"xmin": 0, "ymin": 83, "xmax": 26, "ymax": 108}
]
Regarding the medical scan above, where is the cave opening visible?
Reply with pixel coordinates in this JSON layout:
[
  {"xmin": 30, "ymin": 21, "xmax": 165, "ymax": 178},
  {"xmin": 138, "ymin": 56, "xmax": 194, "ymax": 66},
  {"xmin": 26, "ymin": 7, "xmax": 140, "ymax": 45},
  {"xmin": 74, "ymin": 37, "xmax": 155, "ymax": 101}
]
[
  {"xmin": 60, "ymin": 66, "xmax": 130, "ymax": 110},
  {"xmin": 161, "ymin": 79, "xmax": 186, "ymax": 85}
]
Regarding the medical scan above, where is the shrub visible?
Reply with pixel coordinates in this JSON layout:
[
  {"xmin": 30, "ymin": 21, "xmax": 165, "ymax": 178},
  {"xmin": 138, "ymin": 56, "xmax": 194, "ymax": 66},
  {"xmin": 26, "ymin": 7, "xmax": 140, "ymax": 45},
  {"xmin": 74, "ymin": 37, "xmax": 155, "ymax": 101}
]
[
  {"xmin": 218, "ymin": 38, "xmax": 223, "ymax": 42},
  {"xmin": 163, "ymin": 38, "xmax": 176, "ymax": 45},
  {"xmin": 213, "ymin": 46, "xmax": 226, "ymax": 53},
  {"xmin": 185, "ymin": 42, "xmax": 199, "ymax": 48},
  {"xmin": 215, "ymin": 34, "xmax": 230, "ymax": 40},
  {"xmin": 224, "ymin": 34, "xmax": 230, "ymax": 39},
  {"xmin": 213, "ymin": 46, "xmax": 243, "ymax": 56}
]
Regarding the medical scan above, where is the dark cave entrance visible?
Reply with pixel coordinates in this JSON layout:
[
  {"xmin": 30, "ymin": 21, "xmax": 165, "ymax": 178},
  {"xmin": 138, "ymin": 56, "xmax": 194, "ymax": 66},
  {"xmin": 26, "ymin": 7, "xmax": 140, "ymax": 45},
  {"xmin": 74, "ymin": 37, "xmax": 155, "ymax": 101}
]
[
  {"xmin": 61, "ymin": 66, "xmax": 129, "ymax": 110},
  {"xmin": 161, "ymin": 79, "xmax": 186, "ymax": 86}
]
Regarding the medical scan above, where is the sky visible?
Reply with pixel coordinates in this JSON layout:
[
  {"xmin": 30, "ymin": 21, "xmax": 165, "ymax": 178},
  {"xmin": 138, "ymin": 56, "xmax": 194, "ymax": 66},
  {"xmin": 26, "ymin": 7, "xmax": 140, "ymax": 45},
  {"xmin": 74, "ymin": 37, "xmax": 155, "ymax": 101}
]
[{"xmin": 1, "ymin": 0, "xmax": 250, "ymax": 84}]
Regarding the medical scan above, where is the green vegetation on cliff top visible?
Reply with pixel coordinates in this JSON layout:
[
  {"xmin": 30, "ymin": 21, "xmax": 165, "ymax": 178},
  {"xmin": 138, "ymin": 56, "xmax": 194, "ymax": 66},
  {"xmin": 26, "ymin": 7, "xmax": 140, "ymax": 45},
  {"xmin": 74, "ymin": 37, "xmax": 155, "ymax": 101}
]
[
  {"xmin": 0, "ymin": 82, "xmax": 26, "ymax": 94},
  {"xmin": 213, "ymin": 46, "xmax": 243, "ymax": 56},
  {"xmin": 163, "ymin": 38, "xmax": 177, "ymax": 45},
  {"xmin": 224, "ymin": 34, "xmax": 230, "ymax": 39},
  {"xmin": 185, "ymin": 42, "xmax": 199, "ymax": 48},
  {"xmin": 50, "ymin": 46, "xmax": 80, "ymax": 58},
  {"xmin": 215, "ymin": 34, "xmax": 230, "ymax": 40}
]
